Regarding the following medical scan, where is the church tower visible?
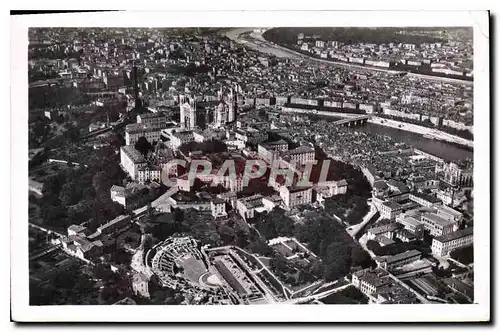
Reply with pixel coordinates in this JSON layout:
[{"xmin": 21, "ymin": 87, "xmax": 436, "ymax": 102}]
[{"xmin": 179, "ymin": 94, "xmax": 197, "ymax": 130}]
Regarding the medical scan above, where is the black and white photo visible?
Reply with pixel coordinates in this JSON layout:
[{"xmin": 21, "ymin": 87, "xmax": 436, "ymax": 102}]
[{"xmin": 10, "ymin": 10, "xmax": 490, "ymax": 323}]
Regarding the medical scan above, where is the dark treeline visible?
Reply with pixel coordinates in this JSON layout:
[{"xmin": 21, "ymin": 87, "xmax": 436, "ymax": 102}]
[{"xmin": 263, "ymin": 27, "xmax": 447, "ymax": 46}]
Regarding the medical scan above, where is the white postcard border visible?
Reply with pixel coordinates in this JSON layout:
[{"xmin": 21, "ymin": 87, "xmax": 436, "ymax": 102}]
[{"xmin": 11, "ymin": 10, "xmax": 490, "ymax": 322}]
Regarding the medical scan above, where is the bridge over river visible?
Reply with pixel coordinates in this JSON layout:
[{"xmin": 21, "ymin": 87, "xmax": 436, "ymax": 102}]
[{"xmin": 334, "ymin": 115, "xmax": 372, "ymax": 127}]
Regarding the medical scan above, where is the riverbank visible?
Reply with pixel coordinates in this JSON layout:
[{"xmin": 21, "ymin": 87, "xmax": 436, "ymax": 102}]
[
  {"xmin": 225, "ymin": 28, "xmax": 473, "ymax": 86},
  {"xmin": 279, "ymin": 106, "xmax": 473, "ymax": 150},
  {"xmin": 258, "ymin": 29, "xmax": 473, "ymax": 85},
  {"xmin": 369, "ymin": 117, "xmax": 473, "ymax": 149}
]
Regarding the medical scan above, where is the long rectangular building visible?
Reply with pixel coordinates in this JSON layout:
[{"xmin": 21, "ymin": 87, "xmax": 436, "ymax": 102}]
[
  {"xmin": 137, "ymin": 112, "xmax": 167, "ymax": 128},
  {"xmin": 125, "ymin": 123, "xmax": 163, "ymax": 146},
  {"xmin": 120, "ymin": 145, "xmax": 147, "ymax": 180},
  {"xmin": 97, "ymin": 215, "xmax": 131, "ymax": 236},
  {"xmin": 431, "ymin": 227, "xmax": 473, "ymax": 257},
  {"xmin": 376, "ymin": 249, "xmax": 422, "ymax": 270},
  {"xmin": 421, "ymin": 212, "xmax": 456, "ymax": 237}
]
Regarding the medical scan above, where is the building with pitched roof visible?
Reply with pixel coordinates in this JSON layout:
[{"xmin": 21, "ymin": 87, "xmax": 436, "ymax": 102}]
[
  {"xmin": 367, "ymin": 222, "xmax": 402, "ymax": 240},
  {"xmin": 132, "ymin": 273, "xmax": 150, "ymax": 298},
  {"xmin": 281, "ymin": 145, "xmax": 315, "ymax": 166},
  {"xmin": 279, "ymin": 185, "xmax": 313, "ymax": 208},
  {"xmin": 120, "ymin": 145, "xmax": 147, "ymax": 180},
  {"xmin": 352, "ymin": 267, "xmax": 417, "ymax": 303},
  {"xmin": 137, "ymin": 112, "xmax": 167, "ymax": 128},
  {"xmin": 420, "ymin": 212, "xmax": 457, "ymax": 237},
  {"xmin": 236, "ymin": 194, "xmax": 265, "ymax": 219},
  {"xmin": 431, "ymin": 227, "xmax": 473, "ymax": 257},
  {"xmin": 125, "ymin": 123, "xmax": 163, "ymax": 146},
  {"xmin": 376, "ymin": 249, "xmax": 422, "ymax": 270}
]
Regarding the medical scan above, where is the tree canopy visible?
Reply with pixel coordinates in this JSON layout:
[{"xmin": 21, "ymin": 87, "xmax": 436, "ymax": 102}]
[
  {"xmin": 134, "ymin": 136, "xmax": 153, "ymax": 157},
  {"xmin": 263, "ymin": 27, "xmax": 447, "ymax": 47}
]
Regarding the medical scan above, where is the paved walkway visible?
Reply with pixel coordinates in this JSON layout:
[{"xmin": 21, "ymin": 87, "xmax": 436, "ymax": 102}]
[
  {"xmin": 285, "ymin": 283, "xmax": 352, "ymax": 304},
  {"xmin": 346, "ymin": 203, "xmax": 378, "ymax": 238}
]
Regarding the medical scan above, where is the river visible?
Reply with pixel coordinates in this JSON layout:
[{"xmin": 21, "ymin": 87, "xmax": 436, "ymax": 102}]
[
  {"xmin": 226, "ymin": 28, "xmax": 473, "ymax": 162},
  {"xmin": 311, "ymin": 115, "xmax": 473, "ymax": 161},
  {"xmin": 351, "ymin": 123, "xmax": 473, "ymax": 162}
]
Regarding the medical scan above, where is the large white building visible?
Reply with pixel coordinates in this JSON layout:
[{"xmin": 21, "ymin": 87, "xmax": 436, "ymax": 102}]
[
  {"xmin": 137, "ymin": 164, "xmax": 161, "ymax": 183},
  {"xmin": 236, "ymin": 194, "xmax": 266, "ymax": 220},
  {"xmin": 431, "ymin": 227, "xmax": 473, "ymax": 257},
  {"xmin": 211, "ymin": 199, "xmax": 227, "ymax": 219},
  {"xmin": 314, "ymin": 179, "xmax": 348, "ymax": 202},
  {"xmin": 120, "ymin": 145, "xmax": 147, "ymax": 180},
  {"xmin": 257, "ymin": 139, "xmax": 288, "ymax": 164},
  {"xmin": 279, "ymin": 186, "xmax": 313, "ymax": 208},
  {"xmin": 420, "ymin": 212, "xmax": 457, "ymax": 237},
  {"xmin": 395, "ymin": 205, "xmax": 460, "ymax": 237}
]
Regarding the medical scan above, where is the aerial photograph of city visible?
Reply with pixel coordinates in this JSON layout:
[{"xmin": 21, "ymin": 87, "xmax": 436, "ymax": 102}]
[{"xmin": 26, "ymin": 25, "xmax": 476, "ymax": 308}]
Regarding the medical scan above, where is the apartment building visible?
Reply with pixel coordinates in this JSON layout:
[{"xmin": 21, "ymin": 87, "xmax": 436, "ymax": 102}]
[
  {"xmin": 435, "ymin": 205, "xmax": 463, "ymax": 223},
  {"xmin": 431, "ymin": 227, "xmax": 473, "ymax": 257},
  {"xmin": 137, "ymin": 165, "xmax": 161, "ymax": 184},
  {"xmin": 379, "ymin": 201, "xmax": 405, "ymax": 220},
  {"xmin": 279, "ymin": 186, "xmax": 313, "ymax": 208},
  {"xmin": 236, "ymin": 194, "xmax": 265, "ymax": 220},
  {"xmin": 283, "ymin": 145, "xmax": 315, "ymax": 166},
  {"xmin": 420, "ymin": 212, "xmax": 457, "ymax": 237},
  {"xmin": 61, "ymin": 235, "xmax": 104, "ymax": 261},
  {"xmin": 120, "ymin": 145, "xmax": 147, "ymax": 180},
  {"xmin": 314, "ymin": 179, "xmax": 348, "ymax": 199},
  {"xmin": 409, "ymin": 192, "xmax": 442, "ymax": 208},
  {"xmin": 125, "ymin": 123, "xmax": 163, "ymax": 146},
  {"xmin": 235, "ymin": 127, "xmax": 268, "ymax": 145},
  {"xmin": 211, "ymin": 199, "xmax": 227, "ymax": 219},
  {"xmin": 132, "ymin": 273, "xmax": 150, "ymax": 299},
  {"xmin": 396, "ymin": 214, "xmax": 424, "ymax": 234},
  {"xmin": 137, "ymin": 112, "xmax": 167, "ymax": 128},
  {"xmin": 257, "ymin": 139, "xmax": 288, "ymax": 163},
  {"xmin": 352, "ymin": 268, "xmax": 390, "ymax": 296},
  {"xmin": 95, "ymin": 215, "xmax": 132, "ymax": 237}
]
